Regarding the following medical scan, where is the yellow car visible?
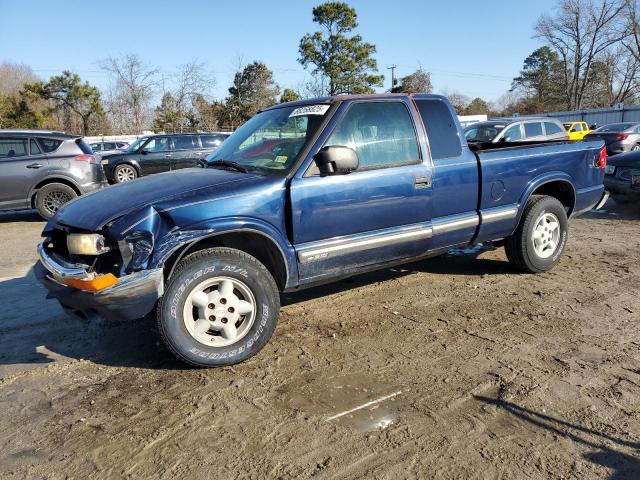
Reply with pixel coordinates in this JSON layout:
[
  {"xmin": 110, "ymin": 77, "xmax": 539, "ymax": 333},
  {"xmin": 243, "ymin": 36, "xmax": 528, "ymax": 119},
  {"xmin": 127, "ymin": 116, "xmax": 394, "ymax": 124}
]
[{"xmin": 563, "ymin": 121, "xmax": 591, "ymax": 141}]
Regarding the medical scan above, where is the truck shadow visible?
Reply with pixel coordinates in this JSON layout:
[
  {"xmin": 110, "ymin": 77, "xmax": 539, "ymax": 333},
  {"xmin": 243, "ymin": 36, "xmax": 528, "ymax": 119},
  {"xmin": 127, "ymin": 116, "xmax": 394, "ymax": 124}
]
[
  {"xmin": 0, "ymin": 272, "xmax": 181, "ymax": 371},
  {"xmin": 0, "ymin": 249, "xmax": 512, "ymax": 370},
  {"xmin": 474, "ymin": 395, "xmax": 640, "ymax": 479},
  {"xmin": 0, "ymin": 210, "xmax": 44, "ymax": 223}
]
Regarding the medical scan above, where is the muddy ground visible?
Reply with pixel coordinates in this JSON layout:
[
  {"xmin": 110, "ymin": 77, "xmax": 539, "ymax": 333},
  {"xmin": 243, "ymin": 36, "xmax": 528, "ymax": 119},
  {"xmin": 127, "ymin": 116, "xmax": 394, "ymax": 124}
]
[{"xmin": 0, "ymin": 200, "xmax": 639, "ymax": 479}]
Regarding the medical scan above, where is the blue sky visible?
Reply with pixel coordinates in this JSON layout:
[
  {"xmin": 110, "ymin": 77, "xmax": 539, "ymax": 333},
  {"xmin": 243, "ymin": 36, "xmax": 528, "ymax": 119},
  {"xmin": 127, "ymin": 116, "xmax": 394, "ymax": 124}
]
[{"xmin": 0, "ymin": 0, "xmax": 558, "ymax": 102}]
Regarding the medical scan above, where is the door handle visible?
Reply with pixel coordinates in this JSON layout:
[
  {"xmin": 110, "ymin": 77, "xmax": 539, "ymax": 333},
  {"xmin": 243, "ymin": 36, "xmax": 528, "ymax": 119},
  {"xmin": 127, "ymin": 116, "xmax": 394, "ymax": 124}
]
[
  {"xmin": 164, "ymin": 154, "xmax": 172, "ymax": 158},
  {"xmin": 414, "ymin": 176, "xmax": 432, "ymax": 188},
  {"xmin": 26, "ymin": 163, "xmax": 43, "ymax": 169}
]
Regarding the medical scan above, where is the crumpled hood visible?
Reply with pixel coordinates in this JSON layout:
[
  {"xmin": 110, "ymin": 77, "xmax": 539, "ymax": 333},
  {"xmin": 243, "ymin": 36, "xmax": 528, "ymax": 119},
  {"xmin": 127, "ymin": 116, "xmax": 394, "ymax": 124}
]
[
  {"xmin": 608, "ymin": 151, "xmax": 640, "ymax": 167},
  {"xmin": 53, "ymin": 168, "xmax": 261, "ymax": 231}
]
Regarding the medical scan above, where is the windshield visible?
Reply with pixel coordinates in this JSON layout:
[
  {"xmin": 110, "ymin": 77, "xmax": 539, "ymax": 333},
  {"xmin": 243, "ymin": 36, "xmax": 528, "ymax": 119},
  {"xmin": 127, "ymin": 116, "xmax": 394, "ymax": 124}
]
[
  {"xmin": 126, "ymin": 137, "xmax": 148, "ymax": 152},
  {"xmin": 464, "ymin": 123, "xmax": 506, "ymax": 142},
  {"xmin": 594, "ymin": 123, "xmax": 635, "ymax": 133},
  {"xmin": 204, "ymin": 104, "xmax": 330, "ymax": 173}
]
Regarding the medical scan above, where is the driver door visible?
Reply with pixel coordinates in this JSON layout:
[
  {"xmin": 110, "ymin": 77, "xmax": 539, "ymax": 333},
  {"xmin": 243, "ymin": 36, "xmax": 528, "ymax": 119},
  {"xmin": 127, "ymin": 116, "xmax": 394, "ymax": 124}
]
[
  {"xmin": 138, "ymin": 136, "xmax": 172, "ymax": 175},
  {"xmin": 289, "ymin": 100, "xmax": 433, "ymax": 284}
]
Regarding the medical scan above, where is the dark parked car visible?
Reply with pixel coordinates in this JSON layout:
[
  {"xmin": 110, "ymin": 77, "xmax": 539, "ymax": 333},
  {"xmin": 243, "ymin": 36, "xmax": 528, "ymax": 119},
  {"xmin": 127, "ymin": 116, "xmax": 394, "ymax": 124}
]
[
  {"xmin": 464, "ymin": 117, "xmax": 568, "ymax": 144},
  {"xmin": 89, "ymin": 141, "xmax": 129, "ymax": 152},
  {"xmin": 101, "ymin": 133, "xmax": 230, "ymax": 183},
  {"xmin": 604, "ymin": 150, "xmax": 640, "ymax": 197},
  {"xmin": 0, "ymin": 130, "xmax": 107, "ymax": 218},
  {"xmin": 583, "ymin": 122, "xmax": 640, "ymax": 155}
]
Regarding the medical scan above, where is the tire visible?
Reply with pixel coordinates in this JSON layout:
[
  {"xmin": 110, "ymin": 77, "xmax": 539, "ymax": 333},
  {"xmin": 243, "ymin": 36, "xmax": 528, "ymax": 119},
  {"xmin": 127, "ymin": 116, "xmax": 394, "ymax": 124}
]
[
  {"xmin": 35, "ymin": 183, "xmax": 78, "ymax": 219},
  {"xmin": 632, "ymin": 144, "xmax": 640, "ymax": 152},
  {"xmin": 113, "ymin": 164, "xmax": 138, "ymax": 183},
  {"xmin": 157, "ymin": 247, "xmax": 280, "ymax": 367},
  {"xmin": 504, "ymin": 195, "xmax": 568, "ymax": 273}
]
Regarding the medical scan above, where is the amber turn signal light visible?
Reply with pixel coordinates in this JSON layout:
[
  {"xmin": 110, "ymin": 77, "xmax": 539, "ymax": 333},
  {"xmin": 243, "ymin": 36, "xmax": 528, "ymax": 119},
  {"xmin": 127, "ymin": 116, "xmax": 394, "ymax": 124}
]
[{"xmin": 65, "ymin": 273, "xmax": 118, "ymax": 292}]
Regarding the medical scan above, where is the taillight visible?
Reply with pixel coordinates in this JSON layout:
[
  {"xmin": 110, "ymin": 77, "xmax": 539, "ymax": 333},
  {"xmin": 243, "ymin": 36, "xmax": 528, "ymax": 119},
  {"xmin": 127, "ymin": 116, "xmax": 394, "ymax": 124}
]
[
  {"xmin": 616, "ymin": 132, "xmax": 628, "ymax": 141},
  {"xmin": 596, "ymin": 146, "xmax": 607, "ymax": 169},
  {"xmin": 74, "ymin": 154, "xmax": 98, "ymax": 164}
]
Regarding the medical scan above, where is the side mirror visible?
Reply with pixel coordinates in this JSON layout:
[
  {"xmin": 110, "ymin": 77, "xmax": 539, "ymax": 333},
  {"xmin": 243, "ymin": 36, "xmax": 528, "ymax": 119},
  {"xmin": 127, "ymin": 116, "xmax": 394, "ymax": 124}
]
[
  {"xmin": 314, "ymin": 146, "xmax": 358, "ymax": 175},
  {"xmin": 589, "ymin": 124, "xmax": 597, "ymax": 130},
  {"xmin": 500, "ymin": 136, "xmax": 509, "ymax": 143},
  {"xmin": 140, "ymin": 149, "xmax": 149, "ymax": 155}
]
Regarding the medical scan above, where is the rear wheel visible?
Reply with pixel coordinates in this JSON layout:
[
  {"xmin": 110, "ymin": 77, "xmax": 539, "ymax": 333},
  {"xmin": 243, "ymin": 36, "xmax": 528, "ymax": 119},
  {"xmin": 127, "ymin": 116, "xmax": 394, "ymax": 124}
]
[
  {"xmin": 114, "ymin": 164, "xmax": 138, "ymax": 183},
  {"xmin": 157, "ymin": 247, "xmax": 280, "ymax": 367},
  {"xmin": 631, "ymin": 144, "xmax": 640, "ymax": 152},
  {"xmin": 35, "ymin": 183, "xmax": 77, "ymax": 219},
  {"xmin": 505, "ymin": 195, "xmax": 568, "ymax": 273}
]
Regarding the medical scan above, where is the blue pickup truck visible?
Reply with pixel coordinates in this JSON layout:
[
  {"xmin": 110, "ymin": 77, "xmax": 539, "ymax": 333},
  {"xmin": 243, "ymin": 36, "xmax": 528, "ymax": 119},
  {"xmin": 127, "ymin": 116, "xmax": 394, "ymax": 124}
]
[{"xmin": 36, "ymin": 94, "xmax": 608, "ymax": 367}]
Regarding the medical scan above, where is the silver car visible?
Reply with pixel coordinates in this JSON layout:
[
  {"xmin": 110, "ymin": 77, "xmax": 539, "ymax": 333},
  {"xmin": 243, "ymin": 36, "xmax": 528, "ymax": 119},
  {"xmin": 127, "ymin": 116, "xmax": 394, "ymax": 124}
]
[
  {"xmin": 583, "ymin": 122, "xmax": 640, "ymax": 155},
  {"xmin": 0, "ymin": 130, "xmax": 108, "ymax": 219},
  {"xmin": 464, "ymin": 117, "xmax": 568, "ymax": 144}
]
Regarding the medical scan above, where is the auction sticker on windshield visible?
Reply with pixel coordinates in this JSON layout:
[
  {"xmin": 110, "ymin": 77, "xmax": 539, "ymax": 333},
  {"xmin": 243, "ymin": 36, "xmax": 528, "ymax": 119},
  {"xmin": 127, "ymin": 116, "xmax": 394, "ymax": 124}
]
[{"xmin": 289, "ymin": 105, "xmax": 330, "ymax": 117}]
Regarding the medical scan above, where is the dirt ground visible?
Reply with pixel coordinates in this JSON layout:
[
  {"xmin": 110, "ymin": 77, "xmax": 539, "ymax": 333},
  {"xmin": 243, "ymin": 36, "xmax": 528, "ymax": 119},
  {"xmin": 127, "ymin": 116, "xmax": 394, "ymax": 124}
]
[{"xmin": 1, "ymin": 199, "xmax": 639, "ymax": 480}]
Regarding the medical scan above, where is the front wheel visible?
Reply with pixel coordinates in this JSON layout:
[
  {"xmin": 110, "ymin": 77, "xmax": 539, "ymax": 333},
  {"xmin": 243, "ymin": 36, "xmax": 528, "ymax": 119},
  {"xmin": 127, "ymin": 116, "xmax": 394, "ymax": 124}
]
[
  {"xmin": 504, "ymin": 195, "xmax": 568, "ymax": 273},
  {"xmin": 157, "ymin": 247, "xmax": 280, "ymax": 367},
  {"xmin": 113, "ymin": 164, "xmax": 138, "ymax": 183}
]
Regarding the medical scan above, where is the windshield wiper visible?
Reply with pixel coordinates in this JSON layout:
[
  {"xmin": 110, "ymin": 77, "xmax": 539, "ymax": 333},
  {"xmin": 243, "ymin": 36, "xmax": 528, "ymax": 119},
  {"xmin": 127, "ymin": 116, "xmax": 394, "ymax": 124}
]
[{"xmin": 207, "ymin": 160, "xmax": 249, "ymax": 173}]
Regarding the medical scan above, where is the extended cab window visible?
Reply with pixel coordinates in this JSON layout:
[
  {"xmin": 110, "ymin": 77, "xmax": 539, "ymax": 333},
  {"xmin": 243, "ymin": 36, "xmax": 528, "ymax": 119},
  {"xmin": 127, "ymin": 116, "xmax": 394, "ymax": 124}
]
[
  {"xmin": 524, "ymin": 122, "xmax": 543, "ymax": 138},
  {"xmin": 0, "ymin": 138, "xmax": 28, "ymax": 158},
  {"xmin": 415, "ymin": 99, "xmax": 461, "ymax": 160},
  {"xmin": 324, "ymin": 102, "xmax": 419, "ymax": 169}
]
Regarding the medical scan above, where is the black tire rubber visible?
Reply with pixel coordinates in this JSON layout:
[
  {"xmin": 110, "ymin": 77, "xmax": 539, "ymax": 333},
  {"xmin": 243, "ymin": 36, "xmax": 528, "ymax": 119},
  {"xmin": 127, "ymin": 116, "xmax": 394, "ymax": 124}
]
[
  {"xmin": 35, "ymin": 183, "xmax": 78, "ymax": 219},
  {"xmin": 504, "ymin": 195, "xmax": 569, "ymax": 273},
  {"xmin": 157, "ymin": 247, "xmax": 280, "ymax": 367},
  {"xmin": 113, "ymin": 164, "xmax": 138, "ymax": 183}
]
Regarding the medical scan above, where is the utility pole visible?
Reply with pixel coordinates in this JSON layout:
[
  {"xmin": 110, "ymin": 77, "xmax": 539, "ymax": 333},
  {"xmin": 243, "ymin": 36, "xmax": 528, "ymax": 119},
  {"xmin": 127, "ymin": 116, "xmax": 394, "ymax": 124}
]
[{"xmin": 387, "ymin": 65, "xmax": 397, "ymax": 92}]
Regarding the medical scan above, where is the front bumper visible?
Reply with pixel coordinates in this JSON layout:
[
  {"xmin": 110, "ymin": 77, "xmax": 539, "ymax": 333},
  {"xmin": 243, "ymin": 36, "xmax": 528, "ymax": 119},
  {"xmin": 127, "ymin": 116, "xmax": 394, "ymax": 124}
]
[{"xmin": 36, "ymin": 242, "xmax": 163, "ymax": 321}]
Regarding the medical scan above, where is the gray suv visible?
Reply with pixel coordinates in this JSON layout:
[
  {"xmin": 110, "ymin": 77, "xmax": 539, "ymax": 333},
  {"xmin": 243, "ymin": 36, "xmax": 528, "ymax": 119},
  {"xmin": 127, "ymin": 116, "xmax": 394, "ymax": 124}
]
[{"xmin": 0, "ymin": 130, "xmax": 107, "ymax": 219}]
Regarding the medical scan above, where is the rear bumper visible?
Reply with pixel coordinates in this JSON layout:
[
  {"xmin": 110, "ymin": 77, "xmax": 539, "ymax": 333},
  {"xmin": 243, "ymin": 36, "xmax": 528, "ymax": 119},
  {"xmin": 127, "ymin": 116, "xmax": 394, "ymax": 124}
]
[
  {"xmin": 79, "ymin": 180, "xmax": 108, "ymax": 195},
  {"xmin": 604, "ymin": 176, "xmax": 639, "ymax": 195},
  {"xmin": 36, "ymin": 243, "xmax": 163, "ymax": 321}
]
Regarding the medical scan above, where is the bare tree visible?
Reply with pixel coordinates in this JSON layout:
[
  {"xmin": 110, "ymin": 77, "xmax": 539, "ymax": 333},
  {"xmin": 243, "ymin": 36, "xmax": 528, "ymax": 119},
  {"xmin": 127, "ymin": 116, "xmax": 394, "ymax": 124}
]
[
  {"xmin": 172, "ymin": 62, "xmax": 215, "ymax": 131},
  {"xmin": 100, "ymin": 54, "xmax": 158, "ymax": 133},
  {"xmin": 536, "ymin": 0, "xmax": 628, "ymax": 109},
  {"xmin": 0, "ymin": 62, "xmax": 39, "ymax": 96}
]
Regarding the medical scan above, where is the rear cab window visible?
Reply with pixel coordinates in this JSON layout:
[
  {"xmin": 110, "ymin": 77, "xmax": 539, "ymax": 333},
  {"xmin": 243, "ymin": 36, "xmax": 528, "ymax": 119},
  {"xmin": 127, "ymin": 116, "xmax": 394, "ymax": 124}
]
[{"xmin": 415, "ymin": 99, "xmax": 462, "ymax": 160}]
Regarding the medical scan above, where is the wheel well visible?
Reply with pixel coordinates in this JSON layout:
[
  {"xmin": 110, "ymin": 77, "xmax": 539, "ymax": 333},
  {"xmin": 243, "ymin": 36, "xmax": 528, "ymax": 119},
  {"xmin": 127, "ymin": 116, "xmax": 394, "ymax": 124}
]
[
  {"xmin": 115, "ymin": 162, "xmax": 139, "ymax": 174},
  {"xmin": 163, "ymin": 231, "xmax": 288, "ymax": 291},
  {"xmin": 30, "ymin": 178, "xmax": 81, "ymax": 208},
  {"xmin": 531, "ymin": 181, "xmax": 575, "ymax": 214}
]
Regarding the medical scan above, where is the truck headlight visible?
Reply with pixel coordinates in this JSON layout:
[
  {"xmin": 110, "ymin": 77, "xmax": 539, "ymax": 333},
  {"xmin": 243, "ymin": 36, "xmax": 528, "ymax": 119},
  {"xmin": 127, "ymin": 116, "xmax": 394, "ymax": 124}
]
[{"xmin": 67, "ymin": 233, "xmax": 110, "ymax": 255}]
